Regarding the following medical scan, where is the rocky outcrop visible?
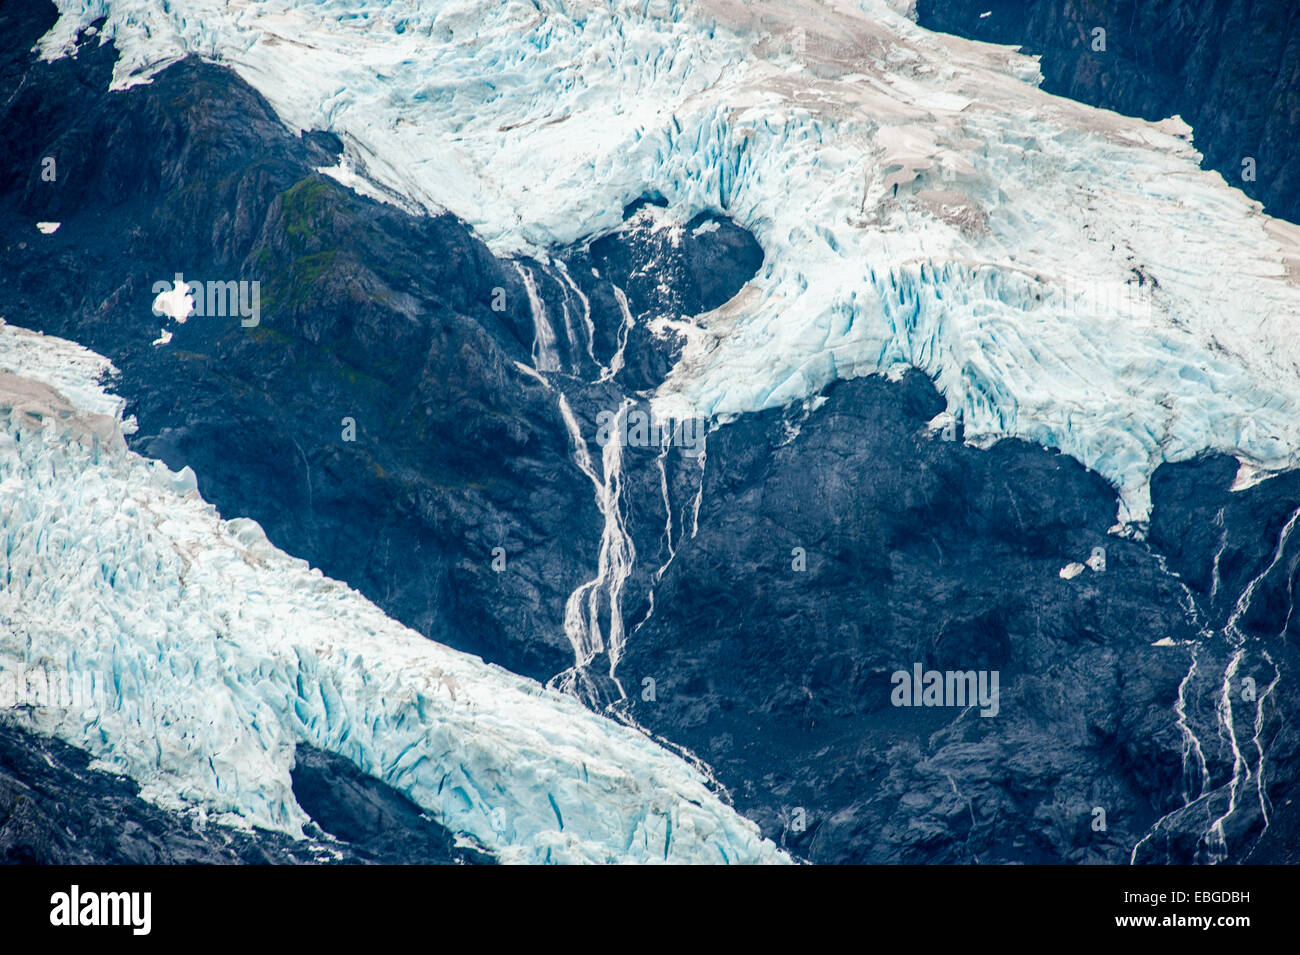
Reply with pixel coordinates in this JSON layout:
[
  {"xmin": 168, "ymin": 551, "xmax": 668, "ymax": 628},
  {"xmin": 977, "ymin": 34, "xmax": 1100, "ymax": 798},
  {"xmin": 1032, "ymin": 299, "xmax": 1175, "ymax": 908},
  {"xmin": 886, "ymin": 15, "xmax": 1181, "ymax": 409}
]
[
  {"xmin": 0, "ymin": 719, "xmax": 481, "ymax": 864},
  {"xmin": 619, "ymin": 372, "xmax": 1300, "ymax": 863}
]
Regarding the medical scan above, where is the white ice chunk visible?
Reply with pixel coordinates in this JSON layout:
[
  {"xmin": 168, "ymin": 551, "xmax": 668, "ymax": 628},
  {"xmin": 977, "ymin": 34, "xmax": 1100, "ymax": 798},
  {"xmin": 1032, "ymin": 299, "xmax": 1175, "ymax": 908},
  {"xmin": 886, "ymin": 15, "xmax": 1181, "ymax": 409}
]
[{"xmin": 152, "ymin": 280, "xmax": 193, "ymax": 324}]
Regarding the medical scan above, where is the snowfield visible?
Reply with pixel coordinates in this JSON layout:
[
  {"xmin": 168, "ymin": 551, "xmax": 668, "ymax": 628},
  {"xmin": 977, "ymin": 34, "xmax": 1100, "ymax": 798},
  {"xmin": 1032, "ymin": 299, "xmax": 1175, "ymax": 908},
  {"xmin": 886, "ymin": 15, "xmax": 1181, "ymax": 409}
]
[
  {"xmin": 37, "ymin": 0, "xmax": 1300, "ymax": 526},
  {"xmin": 0, "ymin": 320, "xmax": 786, "ymax": 864}
]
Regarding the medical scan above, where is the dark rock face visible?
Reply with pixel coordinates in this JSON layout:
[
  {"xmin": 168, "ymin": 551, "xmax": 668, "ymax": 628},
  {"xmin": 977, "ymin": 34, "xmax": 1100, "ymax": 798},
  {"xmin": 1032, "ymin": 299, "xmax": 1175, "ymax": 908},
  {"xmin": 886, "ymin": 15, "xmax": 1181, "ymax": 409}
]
[
  {"xmin": 0, "ymin": 717, "xmax": 301, "ymax": 864},
  {"xmin": 571, "ymin": 199, "xmax": 764, "ymax": 394},
  {"xmin": 290, "ymin": 745, "xmax": 493, "ymax": 865},
  {"xmin": 1, "ymin": 0, "xmax": 1298, "ymax": 866},
  {"xmin": 0, "ymin": 6, "xmax": 761, "ymax": 691},
  {"xmin": 0, "ymin": 719, "xmax": 479, "ymax": 863},
  {"xmin": 618, "ymin": 375, "xmax": 1300, "ymax": 864},
  {"xmin": 1145, "ymin": 457, "xmax": 1300, "ymax": 864},
  {"xmin": 916, "ymin": 0, "xmax": 1300, "ymax": 224}
]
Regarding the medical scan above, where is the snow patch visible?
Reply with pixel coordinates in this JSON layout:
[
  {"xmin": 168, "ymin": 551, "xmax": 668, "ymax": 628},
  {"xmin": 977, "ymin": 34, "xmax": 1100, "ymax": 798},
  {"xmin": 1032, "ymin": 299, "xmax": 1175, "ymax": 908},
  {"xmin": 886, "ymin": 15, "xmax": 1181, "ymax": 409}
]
[{"xmin": 1059, "ymin": 563, "xmax": 1086, "ymax": 580}]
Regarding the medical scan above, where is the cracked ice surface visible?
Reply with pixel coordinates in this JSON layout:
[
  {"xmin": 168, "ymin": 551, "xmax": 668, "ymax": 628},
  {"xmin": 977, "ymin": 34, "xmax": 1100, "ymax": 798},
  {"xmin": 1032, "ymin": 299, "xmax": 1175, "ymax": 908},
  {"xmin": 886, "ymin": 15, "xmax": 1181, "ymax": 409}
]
[
  {"xmin": 39, "ymin": 0, "xmax": 1300, "ymax": 525},
  {"xmin": 0, "ymin": 322, "xmax": 785, "ymax": 864}
]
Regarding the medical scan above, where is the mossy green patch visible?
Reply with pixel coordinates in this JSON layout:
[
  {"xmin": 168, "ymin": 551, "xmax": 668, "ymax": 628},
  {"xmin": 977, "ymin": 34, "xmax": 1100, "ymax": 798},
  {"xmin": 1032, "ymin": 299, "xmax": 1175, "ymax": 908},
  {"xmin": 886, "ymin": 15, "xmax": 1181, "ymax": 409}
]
[
  {"xmin": 282, "ymin": 177, "xmax": 338, "ymax": 246},
  {"xmin": 260, "ymin": 250, "xmax": 342, "ymax": 313}
]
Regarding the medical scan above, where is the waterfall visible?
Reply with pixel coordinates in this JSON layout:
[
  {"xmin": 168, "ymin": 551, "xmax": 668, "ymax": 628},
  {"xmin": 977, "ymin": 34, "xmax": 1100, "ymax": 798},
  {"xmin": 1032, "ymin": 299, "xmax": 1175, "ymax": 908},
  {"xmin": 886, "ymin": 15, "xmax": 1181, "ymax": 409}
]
[
  {"xmin": 1133, "ymin": 504, "xmax": 1299, "ymax": 863},
  {"xmin": 555, "ymin": 260, "xmax": 599, "ymax": 376},
  {"xmin": 552, "ymin": 395, "xmax": 636, "ymax": 704},
  {"xmin": 598, "ymin": 284, "xmax": 635, "ymax": 384},
  {"xmin": 513, "ymin": 263, "xmax": 560, "ymax": 373}
]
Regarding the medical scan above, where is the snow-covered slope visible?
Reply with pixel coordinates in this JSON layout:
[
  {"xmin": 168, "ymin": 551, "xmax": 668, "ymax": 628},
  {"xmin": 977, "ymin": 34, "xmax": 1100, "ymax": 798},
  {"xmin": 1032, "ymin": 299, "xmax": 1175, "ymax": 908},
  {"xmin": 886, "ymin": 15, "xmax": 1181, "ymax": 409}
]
[
  {"xmin": 39, "ymin": 0, "xmax": 1300, "ymax": 526},
  {"xmin": 0, "ymin": 321, "xmax": 785, "ymax": 864}
]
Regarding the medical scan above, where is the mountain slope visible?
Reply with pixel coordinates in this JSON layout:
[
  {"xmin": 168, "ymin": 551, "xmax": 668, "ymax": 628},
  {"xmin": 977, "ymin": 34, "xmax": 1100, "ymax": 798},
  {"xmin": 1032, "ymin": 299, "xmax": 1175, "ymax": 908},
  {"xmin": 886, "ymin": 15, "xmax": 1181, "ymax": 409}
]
[{"xmin": 1, "ymin": 0, "xmax": 1298, "ymax": 866}]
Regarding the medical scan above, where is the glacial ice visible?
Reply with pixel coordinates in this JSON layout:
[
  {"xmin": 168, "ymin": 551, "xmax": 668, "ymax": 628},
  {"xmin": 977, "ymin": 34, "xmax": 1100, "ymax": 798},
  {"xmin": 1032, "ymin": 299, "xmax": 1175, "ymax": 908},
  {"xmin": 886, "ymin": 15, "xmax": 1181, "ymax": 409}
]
[
  {"xmin": 38, "ymin": 0, "xmax": 1300, "ymax": 527},
  {"xmin": 0, "ymin": 320, "xmax": 786, "ymax": 864}
]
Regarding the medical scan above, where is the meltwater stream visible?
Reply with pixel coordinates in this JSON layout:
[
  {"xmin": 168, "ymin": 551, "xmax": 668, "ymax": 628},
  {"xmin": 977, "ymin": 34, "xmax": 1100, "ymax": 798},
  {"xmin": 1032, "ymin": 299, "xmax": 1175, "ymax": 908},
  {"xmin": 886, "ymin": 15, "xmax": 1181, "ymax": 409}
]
[
  {"xmin": 515, "ymin": 255, "xmax": 712, "ymax": 724},
  {"xmin": 552, "ymin": 394, "xmax": 636, "ymax": 706},
  {"xmin": 1132, "ymin": 505, "xmax": 1299, "ymax": 864}
]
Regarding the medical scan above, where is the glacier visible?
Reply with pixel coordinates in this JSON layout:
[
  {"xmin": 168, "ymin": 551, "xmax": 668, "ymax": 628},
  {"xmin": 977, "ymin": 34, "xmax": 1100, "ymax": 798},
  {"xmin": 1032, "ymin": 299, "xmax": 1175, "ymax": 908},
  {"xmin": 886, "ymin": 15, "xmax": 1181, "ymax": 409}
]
[
  {"xmin": 35, "ymin": 0, "xmax": 1300, "ymax": 527},
  {"xmin": 0, "ymin": 320, "xmax": 786, "ymax": 864}
]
